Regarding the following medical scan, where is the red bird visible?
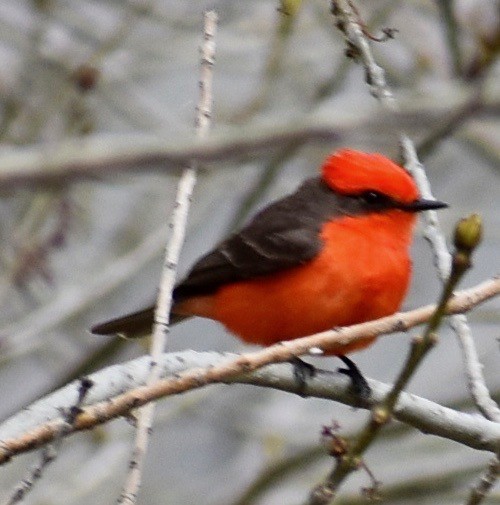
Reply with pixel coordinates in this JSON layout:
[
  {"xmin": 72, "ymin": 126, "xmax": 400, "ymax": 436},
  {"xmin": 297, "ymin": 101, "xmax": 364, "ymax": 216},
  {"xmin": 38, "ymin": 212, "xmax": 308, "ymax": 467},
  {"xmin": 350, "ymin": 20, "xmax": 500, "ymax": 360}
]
[{"xmin": 92, "ymin": 149, "xmax": 446, "ymax": 361}]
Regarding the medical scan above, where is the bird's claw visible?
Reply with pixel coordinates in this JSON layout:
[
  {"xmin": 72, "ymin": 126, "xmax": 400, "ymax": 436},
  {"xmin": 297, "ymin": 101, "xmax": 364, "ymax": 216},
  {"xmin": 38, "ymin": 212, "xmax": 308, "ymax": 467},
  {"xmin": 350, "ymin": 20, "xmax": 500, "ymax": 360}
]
[
  {"xmin": 337, "ymin": 355, "xmax": 371, "ymax": 399},
  {"xmin": 290, "ymin": 357, "xmax": 317, "ymax": 397}
]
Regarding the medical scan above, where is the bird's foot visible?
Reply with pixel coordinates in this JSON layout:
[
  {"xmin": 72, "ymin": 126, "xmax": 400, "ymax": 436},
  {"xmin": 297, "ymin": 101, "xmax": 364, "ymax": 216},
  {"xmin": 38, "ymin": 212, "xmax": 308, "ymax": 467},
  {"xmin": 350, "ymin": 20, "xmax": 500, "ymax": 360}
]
[
  {"xmin": 290, "ymin": 357, "xmax": 317, "ymax": 397},
  {"xmin": 337, "ymin": 355, "xmax": 371, "ymax": 399}
]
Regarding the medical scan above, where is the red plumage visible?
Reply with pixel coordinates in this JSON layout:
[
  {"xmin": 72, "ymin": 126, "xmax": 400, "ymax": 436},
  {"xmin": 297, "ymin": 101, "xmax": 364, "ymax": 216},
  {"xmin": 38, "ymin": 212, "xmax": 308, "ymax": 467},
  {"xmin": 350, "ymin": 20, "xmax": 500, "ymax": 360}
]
[{"xmin": 92, "ymin": 149, "xmax": 446, "ymax": 356}]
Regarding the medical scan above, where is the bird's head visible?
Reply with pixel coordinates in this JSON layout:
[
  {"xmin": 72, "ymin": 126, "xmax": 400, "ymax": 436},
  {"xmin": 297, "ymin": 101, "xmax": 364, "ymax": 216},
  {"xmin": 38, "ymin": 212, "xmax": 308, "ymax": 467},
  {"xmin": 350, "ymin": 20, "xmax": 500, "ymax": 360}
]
[{"xmin": 321, "ymin": 149, "xmax": 447, "ymax": 213}]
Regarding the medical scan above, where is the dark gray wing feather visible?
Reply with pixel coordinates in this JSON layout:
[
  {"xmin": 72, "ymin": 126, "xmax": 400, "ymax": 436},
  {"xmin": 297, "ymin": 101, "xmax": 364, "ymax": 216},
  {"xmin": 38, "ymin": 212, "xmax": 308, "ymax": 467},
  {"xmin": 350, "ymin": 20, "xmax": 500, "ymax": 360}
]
[
  {"xmin": 173, "ymin": 178, "xmax": 343, "ymax": 301},
  {"xmin": 91, "ymin": 176, "xmax": 396, "ymax": 336}
]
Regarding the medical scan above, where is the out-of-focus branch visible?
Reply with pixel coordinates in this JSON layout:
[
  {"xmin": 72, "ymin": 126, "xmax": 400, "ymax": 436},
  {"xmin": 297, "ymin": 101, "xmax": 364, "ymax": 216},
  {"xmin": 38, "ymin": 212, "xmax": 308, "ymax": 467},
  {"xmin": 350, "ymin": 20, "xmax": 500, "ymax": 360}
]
[
  {"xmin": 0, "ymin": 122, "xmax": 340, "ymax": 189},
  {"xmin": 1, "ymin": 97, "xmax": 498, "ymax": 190},
  {"xmin": 0, "ymin": 276, "xmax": 498, "ymax": 464},
  {"xmin": 466, "ymin": 456, "xmax": 500, "ymax": 505},
  {"xmin": 435, "ymin": 0, "xmax": 463, "ymax": 76},
  {"xmin": 415, "ymin": 83, "xmax": 485, "ymax": 160},
  {"xmin": 231, "ymin": 0, "xmax": 302, "ymax": 122},
  {"xmin": 0, "ymin": 223, "xmax": 169, "ymax": 361}
]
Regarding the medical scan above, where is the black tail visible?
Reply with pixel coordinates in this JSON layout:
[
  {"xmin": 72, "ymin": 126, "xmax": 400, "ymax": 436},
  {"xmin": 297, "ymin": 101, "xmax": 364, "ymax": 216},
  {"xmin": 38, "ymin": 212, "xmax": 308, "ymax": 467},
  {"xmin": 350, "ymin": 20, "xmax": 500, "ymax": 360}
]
[{"xmin": 91, "ymin": 306, "xmax": 190, "ymax": 338}]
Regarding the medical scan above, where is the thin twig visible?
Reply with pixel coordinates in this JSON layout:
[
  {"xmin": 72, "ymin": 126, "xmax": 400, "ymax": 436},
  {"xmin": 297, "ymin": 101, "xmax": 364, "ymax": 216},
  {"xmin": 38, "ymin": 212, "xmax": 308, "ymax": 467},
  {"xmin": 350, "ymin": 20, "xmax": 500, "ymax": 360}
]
[
  {"xmin": 331, "ymin": 0, "xmax": 396, "ymax": 109},
  {"xmin": 307, "ymin": 214, "xmax": 483, "ymax": 504},
  {"xmin": 466, "ymin": 456, "xmax": 500, "ymax": 505},
  {"xmin": 327, "ymin": 2, "xmax": 498, "ymax": 502},
  {"xmin": 1, "ymin": 378, "xmax": 93, "ymax": 505},
  {"xmin": 452, "ymin": 315, "xmax": 500, "ymax": 422},
  {"xmin": 402, "ymin": 137, "xmax": 500, "ymax": 423},
  {"xmin": 0, "ymin": 223, "xmax": 169, "ymax": 362},
  {"xmin": 401, "ymin": 136, "xmax": 452, "ymax": 281},
  {"xmin": 334, "ymin": 0, "xmax": 499, "ymax": 437},
  {"xmin": 0, "ymin": 276, "xmax": 497, "ymax": 464},
  {"xmin": 118, "ymin": 11, "xmax": 217, "ymax": 505},
  {"xmin": 435, "ymin": 0, "xmax": 463, "ymax": 76}
]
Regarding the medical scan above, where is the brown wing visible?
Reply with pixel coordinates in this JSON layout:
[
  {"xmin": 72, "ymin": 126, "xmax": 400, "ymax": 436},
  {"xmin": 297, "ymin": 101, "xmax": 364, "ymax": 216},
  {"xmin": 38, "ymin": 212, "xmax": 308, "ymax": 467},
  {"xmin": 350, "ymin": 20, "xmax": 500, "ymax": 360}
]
[
  {"xmin": 172, "ymin": 177, "xmax": 344, "ymax": 302},
  {"xmin": 92, "ymin": 177, "xmax": 352, "ymax": 336}
]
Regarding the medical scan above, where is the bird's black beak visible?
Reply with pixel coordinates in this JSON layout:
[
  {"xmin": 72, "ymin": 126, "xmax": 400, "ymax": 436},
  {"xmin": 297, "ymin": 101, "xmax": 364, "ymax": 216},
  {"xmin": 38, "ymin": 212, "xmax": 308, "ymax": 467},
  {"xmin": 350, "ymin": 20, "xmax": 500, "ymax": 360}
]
[{"xmin": 403, "ymin": 198, "xmax": 448, "ymax": 212}]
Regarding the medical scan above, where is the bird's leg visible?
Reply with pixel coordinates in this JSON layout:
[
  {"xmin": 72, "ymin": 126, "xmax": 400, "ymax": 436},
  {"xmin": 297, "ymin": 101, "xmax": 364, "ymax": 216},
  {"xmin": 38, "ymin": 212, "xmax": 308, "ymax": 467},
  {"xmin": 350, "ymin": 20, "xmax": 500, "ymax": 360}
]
[
  {"xmin": 337, "ymin": 355, "xmax": 371, "ymax": 399},
  {"xmin": 290, "ymin": 357, "xmax": 317, "ymax": 397}
]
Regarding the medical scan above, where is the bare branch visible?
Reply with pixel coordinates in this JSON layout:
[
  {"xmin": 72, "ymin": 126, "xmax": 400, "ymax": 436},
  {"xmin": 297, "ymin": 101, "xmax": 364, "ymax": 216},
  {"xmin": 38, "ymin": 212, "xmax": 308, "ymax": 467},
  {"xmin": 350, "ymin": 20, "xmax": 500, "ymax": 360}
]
[
  {"xmin": 331, "ymin": 0, "xmax": 396, "ymax": 108},
  {"xmin": 402, "ymin": 137, "xmax": 500, "ymax": 423},
  {"xmin": 119, "ymin": 11, "xmax": 217, "ymax": 505},
  {"xmin": 466, "ymin": 456, "xmax": 500, "ymax": 505},
  {"xmin": 1, "ymin": 378, "xmax": 93, "ymax": 505},
  {"xmin": 0, "ymin": 96, "xmax": 497, "ymax": 190},
  {"xmin": 0, "ymin": 122, "xmax": 339, "ymax": 189},
  {"xmin": 0, "ymin": 277, "xmax": 497, "ymax": 464},
  {"xmin": 0, "ymin": 223, "xmax": 169, "ymax": 360}
]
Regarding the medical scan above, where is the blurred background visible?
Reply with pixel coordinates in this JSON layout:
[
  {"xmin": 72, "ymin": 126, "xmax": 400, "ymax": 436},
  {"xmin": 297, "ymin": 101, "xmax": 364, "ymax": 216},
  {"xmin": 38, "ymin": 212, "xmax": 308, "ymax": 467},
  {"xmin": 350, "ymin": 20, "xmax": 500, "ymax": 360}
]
[{"xmin": 0, "ymin": 0, "xmax": 498, "ymax": 504}]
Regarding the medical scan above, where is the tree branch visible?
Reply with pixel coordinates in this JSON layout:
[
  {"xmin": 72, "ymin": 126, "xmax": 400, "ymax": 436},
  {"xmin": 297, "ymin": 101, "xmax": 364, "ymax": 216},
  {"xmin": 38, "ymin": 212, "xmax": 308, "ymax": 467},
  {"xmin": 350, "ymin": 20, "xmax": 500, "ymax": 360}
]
[
  {"xmin": 402, "ymin": 137, "xmax": 500, "ymax": 422},
  {"xmin": 119, "ymin": 11, "xmax": 217, "ymax": 505},
  {"xmin": 0, "ymin": 97, "xmax": 498, "ymax": 190},
  {"xmin": 0, "ymin": 276, "xmax": 497, "ymax": 464}
]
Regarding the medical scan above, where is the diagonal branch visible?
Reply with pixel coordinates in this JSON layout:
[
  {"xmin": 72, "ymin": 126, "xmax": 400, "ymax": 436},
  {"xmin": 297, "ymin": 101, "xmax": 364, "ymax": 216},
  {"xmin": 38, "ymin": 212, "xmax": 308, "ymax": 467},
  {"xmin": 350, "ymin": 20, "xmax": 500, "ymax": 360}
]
[
  {"xmin": 0, "ymin": 276, "xmax": 497, "ymax": 464},
  {"xmin": 402, "ymin": 137, "xmax": 500, "ymax": 422}
]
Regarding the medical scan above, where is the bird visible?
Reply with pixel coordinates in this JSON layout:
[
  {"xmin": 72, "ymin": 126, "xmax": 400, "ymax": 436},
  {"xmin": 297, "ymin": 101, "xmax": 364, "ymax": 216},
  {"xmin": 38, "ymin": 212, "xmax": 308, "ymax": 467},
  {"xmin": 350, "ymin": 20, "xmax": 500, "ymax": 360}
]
[{"xmin": 92, "ymin": 149, "xmax": 447, "ymax": 387}]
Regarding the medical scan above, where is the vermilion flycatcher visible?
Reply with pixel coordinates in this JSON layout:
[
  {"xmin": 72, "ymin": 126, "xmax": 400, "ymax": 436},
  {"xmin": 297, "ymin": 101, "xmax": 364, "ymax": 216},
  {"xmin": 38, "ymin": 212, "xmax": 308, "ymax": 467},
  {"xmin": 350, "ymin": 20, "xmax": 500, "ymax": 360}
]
[{"xmin": 92, "ymin": 149, "xmax": 447, "ymax": 358}]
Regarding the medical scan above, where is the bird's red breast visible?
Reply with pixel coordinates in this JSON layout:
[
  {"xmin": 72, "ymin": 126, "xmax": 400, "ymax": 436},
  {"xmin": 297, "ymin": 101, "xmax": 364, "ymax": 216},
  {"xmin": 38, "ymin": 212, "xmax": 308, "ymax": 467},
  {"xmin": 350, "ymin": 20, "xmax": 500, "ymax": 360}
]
[
  {"xmin": 175, "ymin": 210, "xmax": 415, "ymax": 354},
  {"xmin": 91, "ymin": 149, "xmax": 448, "ymax": 356}
]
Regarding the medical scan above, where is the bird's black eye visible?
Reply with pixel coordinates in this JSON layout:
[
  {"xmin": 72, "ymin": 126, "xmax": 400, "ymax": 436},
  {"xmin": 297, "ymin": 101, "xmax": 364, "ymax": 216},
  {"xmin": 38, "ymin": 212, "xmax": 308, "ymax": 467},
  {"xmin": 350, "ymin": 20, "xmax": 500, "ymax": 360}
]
[{"xmin": 360, "ymin": 191, "xmax": 387, "ymax": 205}]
